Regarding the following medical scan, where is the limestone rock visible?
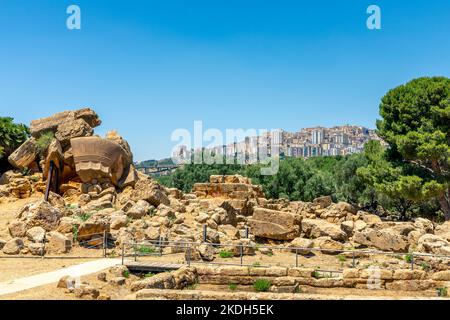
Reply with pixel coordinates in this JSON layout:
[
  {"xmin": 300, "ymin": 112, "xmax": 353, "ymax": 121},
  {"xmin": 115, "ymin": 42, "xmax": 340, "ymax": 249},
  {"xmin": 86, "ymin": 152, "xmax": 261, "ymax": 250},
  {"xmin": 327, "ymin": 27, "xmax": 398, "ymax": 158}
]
[
  {"xmin": 127, "ymin": 200, "xmax": 151, "ymax": 219},
  {"xmin": 313, "ymin": 196, "xmax": 332, "ymax": 209},
  {"xmin": 77, "ymin": 215, "xmax": 110, "ymax": 241},
  {"xmin": 3, "ymin": 238, "xmax": 24, "ymax": 255},
  {"xmin": 9, "ymin": 177, "xmax": 32, "ymax": 199},
  {"xmin": 248, "ymin": 207, "xmax": 301, "ymax": 240},
  {"xmin": 417, "ymin": 234, "xmax": 450, "ymax": 255},
  {"xmin": 289, "ymin": 237, "xmax": 314, "ymax": 255},
  {"xmin": 28, "ymin": 243, "xmax": 45, "ymax": 256},
  {"xmin": 17, "ymin": 200, "xmax": 62, "ymax": 231},
  {"xmin": 302, "ymin": 219, "xmax": 347, "ymax": 242},
  {"xmin": 8, "ymin": 220, "xmax": 27, "ymax": 238},
  {"xmin": 74, "ymin": 285, "xmax": 100, "ymax": 299},
  {"xmin": 353, "ymin": 228, "xmax": 409, "ymax": 252},
  {"xmin": 312, "ymin": 237, "xmax": 343, "ymax": 255},
  {"xmin": 197, "ymin": 244, "xmax": 215, "ymax": 261},
  {"xmin": 130, "ymin": 179, "xmax": 170, "ymax": 207},
  {"xmin": 55, "ymin": 118, "xmax": 93, "ymax": 148},
  {"xmin": 26, "ymin": 226, "xmax": 46, "ymax": 243},
  {"xmin": 8, "ymin": 138, "xmax": 38, "ymax": 171},
  {"xmin": 361, "ymin": 214, "xmax": 382, "ymax": 226},
  {"xmin": 110, "ymin": 214, "xmax": 128, "ymax": 230},
  {"xmin": 30, "ymin": 108, "xmax": 100, "ymax": 138},
  {"xmin": 46, "ymin": 231, "xmax": 72, "ymax": 253}
]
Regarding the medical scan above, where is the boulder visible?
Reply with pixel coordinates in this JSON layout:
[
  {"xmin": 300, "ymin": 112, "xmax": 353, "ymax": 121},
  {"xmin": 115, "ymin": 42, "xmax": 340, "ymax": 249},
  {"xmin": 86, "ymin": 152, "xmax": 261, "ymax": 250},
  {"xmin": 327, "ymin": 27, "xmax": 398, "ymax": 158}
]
[
  {"xmin": 340, "ymin": 221, "xmax": 354, "ymax": 236},
  {"xmin": 77, "ymin": 215, "xmax": 110, "ymax": 241},
  {"xmin": 30, "ymin": 108, "xmax": 100, "ymax": 137},
  {"xmin": 313, "ymin": 196, "xmax": 332, "ymax": 209},
  {"xmin": 127, "ymin": 200, "xmax": 151, "ymax": 219},
  {"xmin": 0, "ymin": 239, "xmax": 6, "ymax": 250},
  {"xmin": 197, "ymin": 244, "xmax": 215, "ymax": 261},
  {"xmin": 248, "ymin": 207, "xmax": 301, "ymax": 240},
  {"xmin": 46, "ymin": 231, "xmax": 72, "ymax": 253},
  {"xmin": 0, "ymin": 170, "xmax": 19, "ymax": 185},
  {"xmin": 289, "ymin": 237, "xmax": 314, "ymax": 255},
  {"xmin": 8, "ymin": 220, "xmax": 27, "ymax": 238},
  {"xmin": 7, "ymin": 138, "xmax": 39, "ymax": 171},
  {"xmin": 26, "ymin": 226, "xmax": 46, "ymax": 243},
  {"xmin": 55, "ymin": 118, "xmax": 93, "ymax": 148},
  {"xmin": 414, "ymin": 218, "xmax": 434, "ymax": 234},
  {"xmin": 435, "ymin": 221, "xmax": 450, "ymax": 242},
  {"xmin": 28, "ymin": 243, "xmax": 45, "ymax": 256},
  {"xmin": 9, "ymin": 177, "xmax": 32, "ymax": 198},
  {"xmin": 302, "ymin": 219, "xmax": 348, "ymax": 242},
  {"xmin": 17, "ymin": 200, "xmax": 62, "ymax": 231},
  {"xmin": 3, "ymin": 238, "xmax": 24, "ymax": 255},
  {"xmin": 312, "ymin": 237, "xmax": 344, "ymax": 255},
  {"xmin": 74, "ymin": 285, "xmax": 100, "ymax": 300},
  {"xmin": 57, "ymin": 275, "xmax": 77, "ymax": 289},
  {"xmin": 417, "ymin": 234, "xmax": 450, "ymax": 255},
  {"xmin": 110, "ymin": 214, "xmax": 128, "ymax": 230},
  {"xmin": 353, "ymin": 228, "xmax": 409, "ymax": 252},
  {"xmin": 57, "ymin": 217, "xmax": 80, "ymax": 234},
  {"xmin": 361, "ymin": 214, "xmax": 382, "ymax": 226},
  {"xmin": 130, "ymin": 179, "xmax": 170, "ymax": 207}
]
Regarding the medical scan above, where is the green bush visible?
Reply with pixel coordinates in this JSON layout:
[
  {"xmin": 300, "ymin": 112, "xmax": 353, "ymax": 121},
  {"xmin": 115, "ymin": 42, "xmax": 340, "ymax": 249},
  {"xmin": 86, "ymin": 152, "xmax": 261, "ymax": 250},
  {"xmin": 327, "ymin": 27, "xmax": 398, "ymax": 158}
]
[
  {"xmin": 123, "ymin": 270, "xmax": 130, "ymax": 279},
  {"xmin": 136, "ymin": 245, "xmax": 156, "ymax": 254},
  {"xmin": 219, "ymin": 250, "xmax": 234, "ymax": 258},
  {"xmin": 35, "ymin": 131, "xmax": 54, "ymax": 155},
  {"xmin": 437, "ymin": 287, "xmax": 448, "ymax": 297},
  {"xmin": 228, "ymin": 283, "xmax": 237, "ymax": 291},
  {"xmin": 404, "ymin": 254, "xmax": 414, "ymax": 264},
  {"xmin": 253, "ymin": 279, "xmax": 272, "ymax": 292}
]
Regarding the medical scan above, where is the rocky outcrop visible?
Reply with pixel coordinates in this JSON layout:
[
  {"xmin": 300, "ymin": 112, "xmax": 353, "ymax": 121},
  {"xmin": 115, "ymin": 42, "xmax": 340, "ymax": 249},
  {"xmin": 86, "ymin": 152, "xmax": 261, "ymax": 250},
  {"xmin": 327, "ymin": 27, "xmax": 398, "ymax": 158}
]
[
  {"xmin": 193, "ymin": 175, "xmax": 264, "ymax": 200},
  {"xmin": 16, "ymin": 200, "xmax": 62, "ymax": 231},
  {"xmin": 130, "ymin": 179, "xmax": 170, "ymax": 207},
  {"xmin": 248, "ymin": 207, "xmax": 301, "ymax": 240},
  {"xmin": 417, "ymin": 234, "xmax": 450, "ymax": 255}
]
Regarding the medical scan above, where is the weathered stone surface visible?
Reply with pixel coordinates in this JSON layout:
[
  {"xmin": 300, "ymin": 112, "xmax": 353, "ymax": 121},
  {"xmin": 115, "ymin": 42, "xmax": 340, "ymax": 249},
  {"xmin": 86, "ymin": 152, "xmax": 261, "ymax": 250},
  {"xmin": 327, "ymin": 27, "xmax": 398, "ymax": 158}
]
[
  {"xmin": 57, "ymin": 217, "xmax": 80, "ymax": 234},
  {"xmin": 127, "ymin": 200, "xmax": 151, "ymax": 219},
  {"xmin": 435, "ymin": 221, "xmax": 450, "ymax": 242},
  {"xmin": 0, "ymin": 170, "xmax": 19, "ymax": 185},
  {"xmin": 8, "ymin": 138, "xmax": 38, "ymax": 170},
  {"xmin": 46, "ymin": 231, "xmax": 72, "ymax": 253},
  {"xmin": 26, "ymin": 226, "xmax": 46, "ymax": 243},
  {"xmin": 43, "ymin": 139, "xmax": 64, "ymax": 179},
  {"xmin": 417, "ymin": 234, "xmax": 450, "ymax": 255},
  {"xmin": 414, "ymin": 218, "xmax": 434, "ymax": 234},
  {"xmin": 28, "ymin": 243, "xmax": 45, "ymax": 256},
  {"xmin": 130, "ymin": 179, "xmax": 170, "ymax": 207},
  {"xmin": 110, "ymin": 214, "xmax": 128, "ymax": 230},
  {"xmin": 353, "ymin": 228, "xmax": 409, "ymax": 252},
  {"xmin": 3, "ymin": 238, "xmax": 24, "ymax": 255},
  {"xmin": 431, "ymin": 270, "xmax": 450, "ymax": 281},
  {"xmin": 312, "ymin": 237, "xmax": 344, "ymax": 254},
  {"xmin": 30, "ymin": 108, "xmax": 100, "ymax": 137},
  {"xmin": 197, "ymin": 244, "xmax": 215, "ymax": 261},
  {"xmin": 74, "ymin": 285, "xmax": 100, "ymax": 299},
  {"xmin": 302, "ymin": 219, "xmax": 347, "ymax": 242},
  {"xmin": 9, "ymin": 177, "xmax": 32, "ymax": 199},
  {"xmin": 57, "ymin": 275, "xmax": 77, "ymax": 289},
  {"xmin": 77, "ymin": 215, "xmax": 110, "ymax": 240},
  {"xmin": 8, "ymin": 220, "xmax": 27, "ymax": 237},
  {"xmin": 361, "ymin": 214, "xmax": 382, "ymax": 226},
  {"xmin": 17, "ymin": 200, "xmax": 62, "ymax": 231},
  {"xmin": 289, "ymin": 237, "xmax": 314, "ymax": 255},
  {"xmin": 55, "ymin": 118, "xmax": 93, "ymax": 148},
  {"xmin": 248, "ymin": 208, "xmax": 301, "ymax": 240},
  {"xmin": 313, "ymin": 196, "xmax": 332, "ymax": 209},
  {"xmin": 0, "ymin": 239, "xmax": 6, "ymax": 250},
  {"xmin": 71, "ymin": 136, "xmax": 132, "ymax": 187}
]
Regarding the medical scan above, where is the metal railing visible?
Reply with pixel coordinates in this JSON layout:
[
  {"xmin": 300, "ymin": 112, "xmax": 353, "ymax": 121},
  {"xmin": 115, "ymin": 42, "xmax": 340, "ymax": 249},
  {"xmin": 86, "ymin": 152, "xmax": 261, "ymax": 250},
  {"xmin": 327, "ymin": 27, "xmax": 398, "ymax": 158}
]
[{"xmin": 120, "ymin": 238, "xmax": 450, "ymax": 272}]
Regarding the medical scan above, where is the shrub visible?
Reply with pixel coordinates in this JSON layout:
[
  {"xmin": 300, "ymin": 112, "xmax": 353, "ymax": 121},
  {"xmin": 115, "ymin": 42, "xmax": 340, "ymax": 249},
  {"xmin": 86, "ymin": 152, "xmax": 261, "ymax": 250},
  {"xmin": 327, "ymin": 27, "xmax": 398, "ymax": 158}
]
[
  {"xmin": 228, "ymin": 283, "xmax": 237, "ymax": 291},
  {"xmin": 253, "ymin": 279, "xmax": 271, "ymax": 292},
  {"xmin": 123, "ymin": 270, "xmax": 130, "ymax": 278},
  {"xmin": 35, "ymin": 131, "xmax": 54, "ymax": 155},
  {"xmin": 404, "ymin": 254, "xmax": 414, "ymax": 264},
  {"xmin": 136, "ymin": 245, "xmax": 156, "ymax": 254},
  {"xmin": 437, "ymin": 287, "xmax": 448, "ymax": 297},
  {"xmin": 421, "ymin": 262, "xmax": 431, "ymax": 271},
  {"xmin": 144, "ymin": 272, "xmax": 155, "ymax": 278},
  {"xmin": 219, "ymin": 250, "xmax": 234, "ymax": 258},
  {"xmin": 72, "ymin": 225, "xmax": 79, "ymax": 242},
  {"xmin": 77, "ymin": 212, "xmax": 93, "ymax": 222},
  {"xmin": 337, "ymin": 254, "xmax": 346, "ymax": 262}
]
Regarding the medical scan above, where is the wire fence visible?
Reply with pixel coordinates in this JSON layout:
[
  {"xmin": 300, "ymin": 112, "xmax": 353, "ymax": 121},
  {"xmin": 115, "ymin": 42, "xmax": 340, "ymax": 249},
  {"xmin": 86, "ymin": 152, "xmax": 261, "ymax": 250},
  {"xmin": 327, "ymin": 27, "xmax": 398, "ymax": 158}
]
[
  {"xmin": 121, "ymin": 238, "xmax": 450, "ymax": 273},
  {"xmin": 0, "ymin": 231, "xmax": 115, "ymax": 260}
]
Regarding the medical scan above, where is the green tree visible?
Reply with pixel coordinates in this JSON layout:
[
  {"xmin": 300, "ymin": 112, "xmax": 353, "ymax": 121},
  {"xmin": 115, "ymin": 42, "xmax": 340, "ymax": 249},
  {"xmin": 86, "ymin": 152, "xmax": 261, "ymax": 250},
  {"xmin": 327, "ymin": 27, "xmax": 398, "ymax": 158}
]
[
  {"xmin": 0, "ymin": 117, "xmax": 29, "ymax": 172},
  {"xmin": 376, "ymin": 77, "xmax": 450, "ymax": 220}
]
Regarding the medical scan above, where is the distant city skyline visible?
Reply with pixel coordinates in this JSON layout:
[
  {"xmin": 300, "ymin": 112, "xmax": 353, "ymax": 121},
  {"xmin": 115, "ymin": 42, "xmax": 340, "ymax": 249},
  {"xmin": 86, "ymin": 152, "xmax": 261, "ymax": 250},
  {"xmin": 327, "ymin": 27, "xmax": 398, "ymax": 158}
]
[{"xmin": 1, "ymin": 1, "xmax": 450, "ymax": 161}]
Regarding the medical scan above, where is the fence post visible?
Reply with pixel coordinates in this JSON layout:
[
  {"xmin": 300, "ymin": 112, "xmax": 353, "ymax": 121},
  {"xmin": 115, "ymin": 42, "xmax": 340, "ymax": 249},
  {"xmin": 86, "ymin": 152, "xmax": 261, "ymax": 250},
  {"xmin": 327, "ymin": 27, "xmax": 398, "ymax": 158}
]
[
  {"xmin": 240, "ymin": 245, "xmax": 243, "ymax": 266},
  {"xmin": 187, "ymin": 244, "xmax": 191, "ymax": 267},
  {"xmin": 203, "ymin": 224, "xmax": 207, "ymax": 243},
  {"xmin": 134, "ymin": 241, "xmax": 137, "ymax": 262},
  {"xmin": 121, "ymin": 243, "xmax": 125, "ymax": 265},
  {"xmin": 352, "ymin": 252, "xmax": 356, "ymax": 268},
  {"xmin": 41, "ymin": 236, "xmax": 46, "ymax": 259},
  {"xmin": 103, "ymin": 231, "xmax": 106, "ymax": 258},
  {"xmin": 411, "ymin": 253, "xmax": 414, "ymax": 270},
  {"xmin": 159, "ymin": 236, "xmax": 163, "ymax": 257},
  {"xmin": 245, "ymin": 227, "xmax": 249, "ymax": 239},
  {"xmin": 295, "ymin": 249, "xmax": 298, "ymax": 267}
]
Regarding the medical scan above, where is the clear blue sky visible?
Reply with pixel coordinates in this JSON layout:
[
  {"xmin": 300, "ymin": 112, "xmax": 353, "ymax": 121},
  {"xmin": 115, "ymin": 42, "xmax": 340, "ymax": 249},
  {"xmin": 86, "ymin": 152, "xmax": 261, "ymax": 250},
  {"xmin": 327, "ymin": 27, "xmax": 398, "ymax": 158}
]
[{"xmin": 1, "ymin": 0, "xmax": 449, "ymax": 160}]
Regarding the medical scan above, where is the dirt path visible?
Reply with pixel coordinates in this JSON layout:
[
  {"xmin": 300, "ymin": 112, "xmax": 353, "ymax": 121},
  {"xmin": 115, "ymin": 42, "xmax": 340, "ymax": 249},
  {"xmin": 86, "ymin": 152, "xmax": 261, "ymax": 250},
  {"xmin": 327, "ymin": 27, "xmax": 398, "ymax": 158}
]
[{"xmin": 0, "ymin": 258, "xmax": 121, "ymax": 296}]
